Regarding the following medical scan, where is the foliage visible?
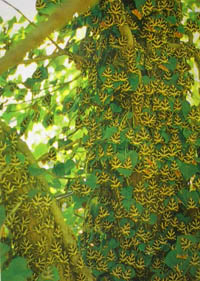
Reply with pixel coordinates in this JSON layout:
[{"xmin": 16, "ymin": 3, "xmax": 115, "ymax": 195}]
[
  {"xmin": 0, "ymin": 0, "xmax": 200, "ymax": 280},
  {"xmin": 0, "ymin": 119, "xmax": 92, "ymax": 280},
  {"xmin": 2, "ymin": 257, "xmax": 32, "ymax": 281}
]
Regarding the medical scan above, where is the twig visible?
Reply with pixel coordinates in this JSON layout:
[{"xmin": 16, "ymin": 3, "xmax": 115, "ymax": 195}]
[
  {"xmin": 2, "ymin": 74, "xmax": 82, "ymax": 111},
  {"xmin": 55, "ymin": 191, "xmax": 74, "ymax": 200},
  {"xmin": 23, "ymin": 50, "xmax": 67, "ymax": 65},
  {"xmin": 30, "ymin": 73, "xmax": 82, "ymax": 93}
]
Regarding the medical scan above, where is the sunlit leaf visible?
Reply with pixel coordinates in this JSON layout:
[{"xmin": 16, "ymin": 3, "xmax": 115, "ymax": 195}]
[{"xmin": 33, "ymin": 143, "xmax": 48, "ymax": 159}]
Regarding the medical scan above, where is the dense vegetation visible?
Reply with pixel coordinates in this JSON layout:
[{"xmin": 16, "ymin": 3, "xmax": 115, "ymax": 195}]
[{"xmin": 0, "ymin": 0, "xmax": 200, "ymax": 280}]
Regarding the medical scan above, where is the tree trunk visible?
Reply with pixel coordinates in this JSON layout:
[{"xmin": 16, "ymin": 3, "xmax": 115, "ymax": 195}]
[
  {"xmin": 0, "ymin": 120, "xmax": 94, "ymax": 281},
  {"xmin": 66, "ymin": 0, "xmax": 200, "ymax": 280}
]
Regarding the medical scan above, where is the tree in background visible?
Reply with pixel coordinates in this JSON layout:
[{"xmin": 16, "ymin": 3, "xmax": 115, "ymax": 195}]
[{"xmin": 0, "ymin": 0, "xmax": 200, "ymax": 281}]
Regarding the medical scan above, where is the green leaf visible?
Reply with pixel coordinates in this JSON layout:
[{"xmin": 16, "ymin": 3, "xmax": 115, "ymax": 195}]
[
  {"xmin": 103, "ymin": 126, "xmax": 118, "ymax": 139},
  {"xmin": 38, "ymin": 3, "xmax": 57, "ymax": 16},
  {"xmin": 142, "ymin": 76, "xmax": 150, "ymax": 85},
  {"xmin": 117, "ymin": 152, "xmax": 126, "ymax": 163},
  {"xmin": 160, "ymin": 129, "xmax": 170, "ymax": 143},
  {"xmin": 177, "ymin": 25, "xmax": 185, "ymax": 33},
  {"xmin": 149, "ymin": 214, "xmax": 157, "ymax": 225},
  {"xmin": 24, "ymin": 77, "xmax": 35, "ymax": 88},
  {"xmin": 5, "ymin": 154, "xmax": 11, "ymax": 164},
  {"xmin": 2, "ymin": 257, "xmax": 32, "ymax": 281},
  {"xmin": 33, "ymin": 66, "xmax": 48, "ymax": 82},
  {"xmin": 73, "ymin": 195, "xmax": 87, "ymax": 209},
  {"xmin": 129, "ymin": 73, "xmax": 139, "ymax": 91},
  {"xmin": 178, "ymin": 234, "xmax": 197, "ymax": 245},
  {"xmin": 90, "ymin": 197, "xmax": 99, "ymax": 217},
  {"xmin": 117, "ymin": 168, "xmax": 132, "ymax": 177},
  {"xmin": 164, "ymin": 250, "xmax": 179, "ymax": 269},
  {"xmin": 183, "ymin": 128, "xmax": 192, "ymax": 138},
  {"xmin": 64, "ymin": 159, "xmax": 76, "ymax": 175},
  {"xmin": 37, "ymin": 266, "xmax": 60, "ymax": 281},
  {"xmin": 135, "ymin": 0, "xmax": 146, "ymax": 9},
  {"xmin": 135, "ymin": 201, "xmax": 143, "ymax": 214},
  {"xmin": 0, "ymin": 242, "xmax": 10, "ymax": 265},
  {"xmin": 165, "ymin": 57, "xmax": 177, "ymax": 72},
  {"xmin": 110, "ymin": 103, "xmax": 122, "ymax": 113},
  {"xmin": 138, "ymin": 243, "xmax": 146, "ymax": 252},
  {"xmin": 108, "ymin": 238, "xmax": 119, "ymax": 249},
  {"xmin": 18, "ymin": 16, "xmax": 26, "ymax": 24},
  {"xmin": 7, "ymin": 16, "xmax": 17, "ymax": 31},
  {"xmin": 92, "ymin": 268, "xmax": 104, "ymax": 278},
  {"xmin": 177, "ymin": 188, "xmax": 189, "ymax": 206},
  {"xmin": 51, "ymin": 266, "xmax": 60, "ymax": 281},
  {"xmin": 119, "ymin": 218, "xmax": 128, "ymax": 226},
  {"xmin": 27, "ymin": 189, "xmax": 38, "ymax": 199},
  {"xmin": 28, "ymin": 164, "xmax": 46, "ymax": 176},
  {"xmin": 166, "ymin": 16, "xmax": 177, "ymax": 24},
  {"xmin": 129, "ymin": 150, "xmax": 138, "ymax": 168},
  {"xmin": 86, "ymin": 174, "xmax": 97, "ymax": 189},
  {"xmin": 176, "ymin": 213, "xmax": 190, "ymax": 224},
  {"xmin": 169, "ymin": 73, "xmax": 179, "ymax": 85},
  {"xmin": 33, "ymin": 143, "xmax": 48, "ymax": 159},
  {"xmin": 120, "ymin": 186, "xmax": 133, "ymax": 200},
  {"xmin": 0, "ymin": 205, "xmax": 5, "ymax": 227},
  {"xmin": 107, "ymin": 211, "xmax": 115, "ymax": 222},
  {"xmin": 55, "ymin": 65, "xmax": 66, "ymax": 72},
  {"xmin": 178, "ymin": 189, "xmax": 199, "ymax": 206},
  {"xmin": 16, "ymin": 152, "xmax": 25, "ymax": 164},
  {"xmin": 53, "ymin": 163, "xmax": 66, "ymax": 177},
  {"xmin": 176, "ymin": 160, "xmax": 199, "ymax": 180},
  {"xmin": 0, "ymin": 76, "xmax": 6, "ymax": 86},
  {"xmin": 98, "ymin": 66, "xmax": 106, "ymax": 82},
  {"xmin": 122, "ymin": 198, "xmax": 134, "ymax": 211},
  {"xmin": 53, "ymin": 159, "xmax": 75, "ymax": 177},
  {"xmin": 51, "ymin": 178, "xmax": 61, "ymax": 189},
  {"xmin": 181, "ymin": 100, "xmax": 191, "ymax": 118}
]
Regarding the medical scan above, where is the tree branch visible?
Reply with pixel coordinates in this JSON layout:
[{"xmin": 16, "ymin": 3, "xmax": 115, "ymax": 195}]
[
  {"xmin": 0, "ymin": 0, "xmax": 62, "ymax": 51},
  {"xmin": 0, "ymin": 0, "xmax": 98, "ymax": 75}
]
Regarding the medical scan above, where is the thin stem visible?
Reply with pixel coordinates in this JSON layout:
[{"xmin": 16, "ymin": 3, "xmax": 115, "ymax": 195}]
[
  {"xmin": 23, "ymin": 49, "xmax": 67, "ymax": 65},
  {"xmin": 3, "ymin": 74, "xmax": 82, "ymax": 111},
  {"xmin": 31, "ymin": 73, "xmax": 82, "ymax": 93}
]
